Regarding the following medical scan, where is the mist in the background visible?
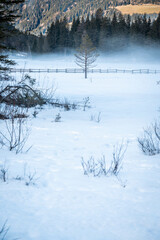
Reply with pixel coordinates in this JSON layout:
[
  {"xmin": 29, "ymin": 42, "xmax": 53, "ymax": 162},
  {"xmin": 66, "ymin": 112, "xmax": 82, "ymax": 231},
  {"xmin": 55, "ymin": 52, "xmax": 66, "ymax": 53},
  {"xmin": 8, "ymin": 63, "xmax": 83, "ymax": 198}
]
[{"xmin": 10, "ymin": 44, "xmax": 160, "ymax": 70}]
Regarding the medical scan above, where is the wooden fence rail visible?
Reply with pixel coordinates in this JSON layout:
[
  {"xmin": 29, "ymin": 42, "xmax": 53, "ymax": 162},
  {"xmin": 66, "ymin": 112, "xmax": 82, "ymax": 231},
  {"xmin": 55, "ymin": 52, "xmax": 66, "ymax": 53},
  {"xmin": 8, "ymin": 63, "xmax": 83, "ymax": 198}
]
[{"xmin": 8, "ymin": 68, "xmax": 160, "ymax": 74}]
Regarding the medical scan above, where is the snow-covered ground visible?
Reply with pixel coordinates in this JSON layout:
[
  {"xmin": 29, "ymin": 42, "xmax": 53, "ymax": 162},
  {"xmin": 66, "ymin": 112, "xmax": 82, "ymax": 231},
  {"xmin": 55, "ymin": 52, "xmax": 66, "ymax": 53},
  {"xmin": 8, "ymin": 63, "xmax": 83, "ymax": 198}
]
[{"xmin": 0, "ymin": 50, "xmax": 160, "ymax": 240}]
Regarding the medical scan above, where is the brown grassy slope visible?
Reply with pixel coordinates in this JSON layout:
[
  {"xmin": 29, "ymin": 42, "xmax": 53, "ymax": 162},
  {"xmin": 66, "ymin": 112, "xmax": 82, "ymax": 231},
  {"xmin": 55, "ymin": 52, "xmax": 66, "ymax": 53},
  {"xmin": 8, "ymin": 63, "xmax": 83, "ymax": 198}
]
[{"xmin": 116, "ymin": 4, "xmax": 160, "ymax": 15}]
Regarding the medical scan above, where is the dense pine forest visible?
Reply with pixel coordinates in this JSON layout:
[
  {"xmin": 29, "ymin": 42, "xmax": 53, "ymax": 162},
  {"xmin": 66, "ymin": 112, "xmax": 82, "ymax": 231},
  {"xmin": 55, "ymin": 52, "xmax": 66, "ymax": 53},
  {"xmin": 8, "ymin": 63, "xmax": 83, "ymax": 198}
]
[
  {"xmin": 6, "ymin": 9, "xmax": 160, "ymax": 53},
  {"xmin": 16, "ymin": 0, "xmax": 160, "ymax": 35}
]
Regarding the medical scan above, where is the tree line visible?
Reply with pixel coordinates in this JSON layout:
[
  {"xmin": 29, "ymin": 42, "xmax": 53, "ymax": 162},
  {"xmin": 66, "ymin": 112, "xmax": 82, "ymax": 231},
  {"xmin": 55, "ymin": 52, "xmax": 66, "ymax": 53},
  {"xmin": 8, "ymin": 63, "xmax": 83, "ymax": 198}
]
[
  {"xmin": 16, "ymin": 0, "xmax": 159, "ymax": 34},
  {"xmin": 6, "ymin": 8, "xmax": 160, "ymax": 53}
]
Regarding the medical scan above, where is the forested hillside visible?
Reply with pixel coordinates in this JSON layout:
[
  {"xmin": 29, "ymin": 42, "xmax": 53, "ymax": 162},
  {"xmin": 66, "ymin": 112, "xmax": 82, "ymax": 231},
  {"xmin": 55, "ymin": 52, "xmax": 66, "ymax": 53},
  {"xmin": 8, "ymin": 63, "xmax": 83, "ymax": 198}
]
[
  {"xmin": 7, "ymin": 9, "xmax": 160, "ymax": 54},
  {"xmin": 16, "ymin": 0, "xmax": 160, "ymax": 35}
]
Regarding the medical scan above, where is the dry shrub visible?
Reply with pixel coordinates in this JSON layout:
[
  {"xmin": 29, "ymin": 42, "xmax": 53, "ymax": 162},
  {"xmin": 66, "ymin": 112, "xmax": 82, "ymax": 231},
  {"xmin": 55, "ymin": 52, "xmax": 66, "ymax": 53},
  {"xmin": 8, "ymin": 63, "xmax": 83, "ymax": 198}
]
[{"xmin": 138, "ymin": 122, "xmax": 160, "ymax": 156}]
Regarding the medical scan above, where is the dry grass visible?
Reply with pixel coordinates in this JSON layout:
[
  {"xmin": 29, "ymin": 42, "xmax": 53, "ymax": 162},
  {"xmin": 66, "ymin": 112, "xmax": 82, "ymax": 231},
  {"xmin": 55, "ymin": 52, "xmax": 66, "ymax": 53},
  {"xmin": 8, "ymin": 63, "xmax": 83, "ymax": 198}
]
[{"xmin": 116, "ymin": 4, "xmax": 160, "ymax": 15}]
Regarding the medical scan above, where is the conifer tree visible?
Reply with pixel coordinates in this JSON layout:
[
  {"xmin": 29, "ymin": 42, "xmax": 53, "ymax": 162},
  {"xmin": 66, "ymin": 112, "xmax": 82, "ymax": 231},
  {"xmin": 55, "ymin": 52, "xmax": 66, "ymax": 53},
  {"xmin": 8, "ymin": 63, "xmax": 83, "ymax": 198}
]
[
  {"xmin": 118, "ymin": 13, "xmax": 127, "ymax": 34},
  {"xmin": 150, "ymin": 13, "xmax": 160, "ymax": 40},
  {"xmin": 72, "ymin": 16, "xmax": 81, "ymax": 48},
  {"xmin": 59, "ymin": 17, "xmax": 69, "ymax": 49},
  {"xmin": 126, "ymin": 15, "xmax": 131, "ymax": 35},
  {"xmin": 47, "ymin": 22, "xmax": 56, "ymax": 51},
  {"xmin": 0, "ymin": 0, "xmax": 24, "ymax": 79},
  {"xmin": 111, "ymin": 12, "xmax": 118, "ymax": 35}
]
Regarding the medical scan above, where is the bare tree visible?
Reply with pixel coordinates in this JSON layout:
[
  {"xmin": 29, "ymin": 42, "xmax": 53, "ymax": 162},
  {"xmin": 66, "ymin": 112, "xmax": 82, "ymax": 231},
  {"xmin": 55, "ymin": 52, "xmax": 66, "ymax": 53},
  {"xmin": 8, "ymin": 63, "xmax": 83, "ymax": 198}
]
[{"xmin": 75, "ymin": 31, "xmax": 99, "ymax": 79}]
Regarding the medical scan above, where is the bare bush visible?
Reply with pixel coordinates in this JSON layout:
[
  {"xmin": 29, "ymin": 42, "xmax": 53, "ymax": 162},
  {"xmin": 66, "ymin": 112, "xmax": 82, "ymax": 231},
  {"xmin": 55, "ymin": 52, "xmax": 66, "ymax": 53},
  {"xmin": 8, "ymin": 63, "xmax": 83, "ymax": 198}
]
[
  {"xmin": 0, "ymin": 76, "xmax": 43, "ymax": 107},
  {"xmin": 14, "ymin": 175, "xmax": 23, "ymax": 181},
  {"xmin": 50, "ymin": 98, "xmax": 78, "ymax": 111},
  {"xmin": 83, "ymin": 97, "xmax": 90, "ymax": 111},
  {"xmin": 0, "ymin": 107, "xmax": 30, "ymax": 154},
  {"xmin": 0, "ymin": 221, "xmax": 18, "ymax": 240},
  {"xmin": 110, "ymin": 141, "xmax": 128, "ymax": 176},
  {"xmin": 0, "ymin": 165, "xmax": 8, "ymax": 182},
  {"xmin": 64, "ymin": 98, "xmax": 71, "ymax": 111},
  {"xmin": 55, "ymin": 113, "xmax": 61, "ymax": 122},
  {"xmin": 81, "ymin": 155, "xmax": 107, "ymax": 177},
  {"xmin": 0, "ymin": 104, "xmax": 28, "ymax": 120},
  {"xmin": 25, "ymin": 170, "xmax": 38, "ymax": 186},
  {"xmin": 50, "ymin": 96, "xmax": 90, "ymax": 112},
  {"xmin": 0, "ymin": 221, "xmax": 9, "ymax": 240},
  {"xmin": 32, "ymin": 109, "xmax": 39, "ymax": 118},
  {"xmin": 90, "ymin": 112, "xmax": 101, "ymax": 123},
  {"xmin": 11, "ymin": 163, "xmax": 38, "ymax": 186},
  {"xmin": 12, "ymin": 164, "xmax": 38, "ymax": 186},
  {"xmin": 63, "ymin": 98, "xmax": 79, "ymax": 111},
  {"xmin": 138, "ymin": 122, "xmax": 160, "ymax": 156},
  {"xmin": 153, "ymin": 122, "xmax": 160, "ymax": 141},
  {"xmin": 81, "ymin": 142, "xmax": 127, "ymax": 178},
  {"xmin": 0, "ymin": 104, "xmax": 10, "ymax": 120},
  {"xmin": 0, "ymin": 74, "xmax": 56, "ymax": 108}
]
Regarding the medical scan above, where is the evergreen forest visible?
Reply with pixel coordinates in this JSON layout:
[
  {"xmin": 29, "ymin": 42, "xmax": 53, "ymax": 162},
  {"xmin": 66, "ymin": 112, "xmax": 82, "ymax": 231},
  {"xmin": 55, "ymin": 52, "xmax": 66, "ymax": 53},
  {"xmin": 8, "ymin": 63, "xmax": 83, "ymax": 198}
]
[{"xmin": 6, "ymin": 9, "xmax": 160, "ymax": 53}]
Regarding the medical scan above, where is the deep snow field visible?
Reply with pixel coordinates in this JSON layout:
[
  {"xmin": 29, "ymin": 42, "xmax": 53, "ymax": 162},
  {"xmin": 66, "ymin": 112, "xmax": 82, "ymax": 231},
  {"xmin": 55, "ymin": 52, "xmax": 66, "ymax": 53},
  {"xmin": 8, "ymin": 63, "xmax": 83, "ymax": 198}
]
[{"xmin": 0, "ymin": 48, "xmax": 160, "ymax": 240}]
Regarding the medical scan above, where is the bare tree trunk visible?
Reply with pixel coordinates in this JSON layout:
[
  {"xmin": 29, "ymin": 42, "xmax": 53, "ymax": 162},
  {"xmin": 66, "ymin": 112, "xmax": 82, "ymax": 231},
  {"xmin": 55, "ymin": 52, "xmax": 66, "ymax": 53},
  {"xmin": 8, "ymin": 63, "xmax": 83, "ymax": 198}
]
[
  {"xmin": 85, "ymin": 68, "xmax": 87, "ymax": 79},
  {"xmin": 85, "ymin": 56, "xmax": 87, "ymax": 79}
]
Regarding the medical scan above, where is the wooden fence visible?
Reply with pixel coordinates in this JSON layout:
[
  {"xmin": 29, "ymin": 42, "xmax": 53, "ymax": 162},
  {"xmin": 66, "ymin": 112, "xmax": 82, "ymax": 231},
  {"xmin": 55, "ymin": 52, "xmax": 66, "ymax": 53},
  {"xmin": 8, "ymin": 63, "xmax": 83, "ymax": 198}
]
[{"xmin": 8, "ymin": 68, "xmax": 160, "ymax": 74}]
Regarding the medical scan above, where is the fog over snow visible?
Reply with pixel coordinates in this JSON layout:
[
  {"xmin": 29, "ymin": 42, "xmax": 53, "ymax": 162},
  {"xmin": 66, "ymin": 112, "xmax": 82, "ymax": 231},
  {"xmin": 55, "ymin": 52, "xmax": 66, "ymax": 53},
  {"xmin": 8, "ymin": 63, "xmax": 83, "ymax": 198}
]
[
  {"xmin": 13, "ymin": 45, "xmax": 160, "ymax": 69},
  {"xmin": 0, "ymin": 46, "xmax": 160, "ymax": 240}
]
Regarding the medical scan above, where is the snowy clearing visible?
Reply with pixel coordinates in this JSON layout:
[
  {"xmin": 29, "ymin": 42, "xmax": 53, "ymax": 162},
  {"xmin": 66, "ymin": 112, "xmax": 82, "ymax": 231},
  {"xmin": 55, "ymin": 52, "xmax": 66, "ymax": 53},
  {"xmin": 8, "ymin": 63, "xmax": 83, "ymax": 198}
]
[{"xmin": 0, "ymin": 50, "xmax": 160, "ymax": 240}]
